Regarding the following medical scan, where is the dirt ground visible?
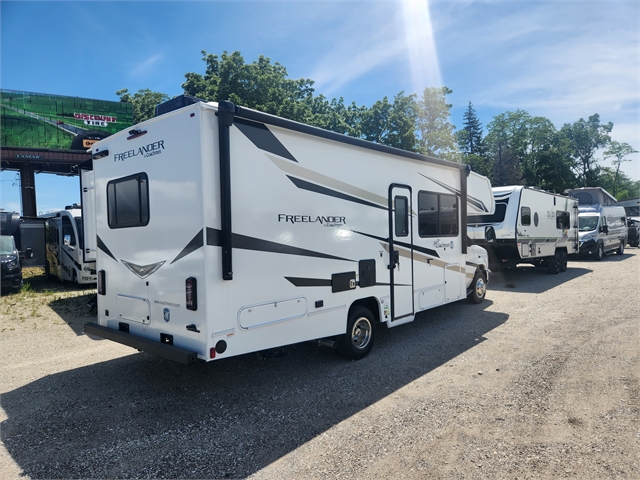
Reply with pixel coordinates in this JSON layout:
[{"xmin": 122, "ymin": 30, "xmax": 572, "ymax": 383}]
[{"xmin": 0, "ymin": 250, "xmax": 638, "ymax": 479}]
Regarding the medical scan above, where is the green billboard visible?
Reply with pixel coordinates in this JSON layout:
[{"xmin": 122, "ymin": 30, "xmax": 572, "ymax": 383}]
[{"xmin": 1, "ymin": 89, "xmax": 133, "ymax": 150}]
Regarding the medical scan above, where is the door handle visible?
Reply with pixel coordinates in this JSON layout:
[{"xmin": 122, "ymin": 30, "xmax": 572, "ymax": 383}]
[{"xmin": 389, "ymin": 250, "xmax": 400, "ymax": 269}]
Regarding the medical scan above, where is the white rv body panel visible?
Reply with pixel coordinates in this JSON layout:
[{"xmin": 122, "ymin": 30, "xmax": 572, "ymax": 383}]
[
  {"xmin": 42, "ymin": 208, "xmax": 97, "ymax": 284},
  {"xmin": 468, "ymin": 186, "xmax": 579, "ymax": 272},
  {"xmin": 84, "ymin": 102, "xmax": 492, "ymax": 364}
]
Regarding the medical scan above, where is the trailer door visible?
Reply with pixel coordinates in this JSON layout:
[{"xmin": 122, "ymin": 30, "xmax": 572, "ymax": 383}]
[
  {"xmin": 79, "ymin": 165, "xmax": 97, "ymax": 263},
  {"xmin": 389, "ymin": 185, "xmax": 414, "ymax": 320}
]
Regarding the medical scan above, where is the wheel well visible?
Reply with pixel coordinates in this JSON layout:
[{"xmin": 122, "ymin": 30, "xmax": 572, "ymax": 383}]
[{"xmin": 350, "ymin": 297, "xmax": 381, "ymax": 323}]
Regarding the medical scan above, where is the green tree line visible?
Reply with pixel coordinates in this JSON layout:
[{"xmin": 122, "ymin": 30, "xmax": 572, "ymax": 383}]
[{"xmin": 117, "ymin": 50, "xmax": 639, "ymax": 201}]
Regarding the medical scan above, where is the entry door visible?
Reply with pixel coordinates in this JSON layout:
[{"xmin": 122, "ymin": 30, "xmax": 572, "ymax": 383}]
[{"xmin": 389, "ymin": 185, "xmax": 414, "ymax": 320}]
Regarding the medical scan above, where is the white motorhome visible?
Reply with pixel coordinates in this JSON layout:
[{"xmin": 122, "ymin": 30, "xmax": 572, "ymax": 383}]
[
  {"xmin": 82, "ymin": 100, "xmax": 495, "ymax": 365},
  {"xmin": 468, "ymin": 186, "xmax": 579, "ymax": 273},
  {"xmin": 565, "ymin": 187, "xmax": 628, "ymax": 259},
  {"xmin": 41, "ymin": 206, "xmax": 97, "ymax": 284}
]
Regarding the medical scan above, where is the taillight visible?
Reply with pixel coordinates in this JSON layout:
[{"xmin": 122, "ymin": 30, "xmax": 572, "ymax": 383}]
[
  {"xmin": 98, "ymin": 270, "xmax": 106, "ymax": 295},
  {"xmin": 186, "ymin": 277, "xmax": 197, "ymax": 310}
]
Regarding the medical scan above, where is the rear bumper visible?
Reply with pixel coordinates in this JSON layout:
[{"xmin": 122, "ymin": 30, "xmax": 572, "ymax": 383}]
[{"xmin": 84, "ymin": 322, "xmax": 198, "ymax": 365}]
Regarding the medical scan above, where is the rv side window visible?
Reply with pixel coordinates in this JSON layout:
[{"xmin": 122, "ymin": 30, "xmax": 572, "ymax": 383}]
[
  {"xmin": 107, "ymin": 173, "xmax": 150, "ymax": 229},
  {"xmin": 521, "ymin": 207, "xmax": 531, "ymax": 226},
  {"xmin": 556, "ymin": 211, "xmax": 570, "ymax": 230},
  {"xmin": 394, "ymin": 196, "xmax": 409, "ymax": 237},
  {"xmin": 45, "ymin": 219, "xmax": 58, "ymax": 245},
  {"xmin": 418, "ymin": 191, "xmax": 458, "ymax": 237}
]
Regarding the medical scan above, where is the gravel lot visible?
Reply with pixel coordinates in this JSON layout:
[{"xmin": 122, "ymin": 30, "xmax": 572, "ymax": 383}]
[{"xmin": 1, "ymin": 250, "xmax": 638, "ymax": 479}]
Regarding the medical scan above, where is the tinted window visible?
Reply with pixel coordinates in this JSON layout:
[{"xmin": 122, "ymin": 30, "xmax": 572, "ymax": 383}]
[
  {"xmin": 61, "ymin": 216, "xmax": 76, "ymax": 246},
  {"xmin": 418, "ymin": 191, "xmax": 458, "ymax": 237},
  {"xmin": 107, "ymin": 173, "xmax": 150, "ymax": 229},
  {"xmin": 556, "ymin": 211, "xmax": 570, "ymax": 230},
  {"xmin": 394, "ymin": 196, "xmax": 409, "ymax": 237},
  {"xmin": 521, "ymin": 207, "xmax": 531, "ymax": 226},
  {"xmin": 468, "ymin": 203, "xmax": 507, "ymax": 224}
]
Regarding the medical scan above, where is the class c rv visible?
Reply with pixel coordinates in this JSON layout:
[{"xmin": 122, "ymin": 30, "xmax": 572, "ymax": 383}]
[
  {"xmin": 82, "ymin": 99, "xmax": 495, "ymax": 365},
  {"xmin": 467, "ymin": 186, "xmax": 579, "ymax": 273},
  {"xmin": 40, "ymin": 206, "xmax": 97, "ymax": 285},
  {"xmin": 565, "ymin": 187, "xmax": 628, "ymax": 259}
]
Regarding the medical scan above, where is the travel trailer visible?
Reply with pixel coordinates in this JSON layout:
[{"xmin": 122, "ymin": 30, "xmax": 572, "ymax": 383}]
[
  {"xmin": 467, "ymin": 186, "xmax": 579, "ymax": 273},
  {"xmin": 41, "ymin": 206, "xmax": 97, "ymax": 284},
  {"xmin": 616, "ymin": 198, "xmax": 639, "ymax": 247},
  {"xmin": 565, "ymin": 187, "xmax": 628, "ymax": 259},
  {"xmin": 82, "ymin": 100, "xmax": 495, "ymax": 365}
]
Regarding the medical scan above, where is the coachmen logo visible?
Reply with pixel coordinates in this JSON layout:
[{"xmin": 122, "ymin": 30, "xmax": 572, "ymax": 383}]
[
  {"xmin": 121, "ymin": 259, "xmax": 166, "ymax": 278},
  {"xmin": 433, "ymin": 240, "xmax": 455, "ymax": 249},
  {"xmin": 114, "ymin": 140, "xmax": 165, "ymax": 161}
]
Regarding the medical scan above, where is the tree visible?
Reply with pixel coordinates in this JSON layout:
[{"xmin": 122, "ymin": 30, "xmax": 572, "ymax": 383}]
[
  {"xmin": 559, "ymin": 114, "xmax": 613, "ymax": 187},
  {"xmin": 182, "ymin": 50, "xmax": 315, "ymax": 123},
  {"xmin": 116, "ymin": 88, "xmax": 169, "ymax": 124},
  {"xmin": 603, "ymin": 141, "xmax": 638, "ymax": 197},
  {"xmin": 457, "ymin": 102, "xmax": 484, "ymax": 155},
  {"xmin": 415, "ymin": 87, "xmax": 458, "ymax": 161},
  {"xmin": 485, "ymin": 110, "xmax": 530, "ymax": 185},
  {"xmin": 359, "ymin": 92, "xmax": 419, "ymax": 151}
]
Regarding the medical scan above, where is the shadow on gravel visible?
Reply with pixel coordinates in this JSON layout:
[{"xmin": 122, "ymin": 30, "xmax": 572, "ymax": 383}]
[
  {"xmin": 489, "ymin": 265, "xmax": 592, "ymax": 294},
  {"xmin": 1, "ymin": 299, "xmax": 508, "ymax": 479}
]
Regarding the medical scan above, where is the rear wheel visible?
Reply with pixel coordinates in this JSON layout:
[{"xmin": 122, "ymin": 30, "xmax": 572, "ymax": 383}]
[
  {"xmin": 337, "ymin": 306, "xmax": 375, "ymax": 360},
  {"xmin": 559, "ymin": 250, "xmax": 568, "ymax": 272},
  {"xmin": 616, "ymin": 240, "xmax": 625, "ymax": 255},
  {"xmin": 467, "ymin": 270, "xmax": 487, "ymax": 304},
  {"xmin": 548, "ymin": 251, "xmax": 562, "ymax": 274}
]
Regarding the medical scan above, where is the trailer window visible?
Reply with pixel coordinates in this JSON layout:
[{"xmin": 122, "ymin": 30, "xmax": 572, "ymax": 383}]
[
  {"xmin": 61, "ymin": 216, "xmax": 76, "ymax": 246},
  {"xmin": 521, "ymin": 207, "xmax": 531, "ymax": 226},
  {"xmin": 556, "ymin": 211, "xmax": 570, "ymax": 230},
  {"xmin": 107, "ymin": 173, "xmax": 150, "ymax": 229},
  {"xmin": 418, "ymin": 191, "xmax": 458, "ymax": 237},
  {"xmin": 394, "ymin": 196, "xmax": 409, "ymax": 237}
]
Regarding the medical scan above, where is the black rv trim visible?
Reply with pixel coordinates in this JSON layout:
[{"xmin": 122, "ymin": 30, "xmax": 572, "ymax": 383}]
[
  {"xmin": 96, "ymin": 235, "xmax": 117, "ymax": 262},
  {"xmin": 84, "ymin": 322, "xmax": 197, "ymax": 365},
  {"xmin": 353, "ymin": 230, "xmax": 440, "ymax": 258},
  {"xmin": 234, "ymin": 117, "xmax": 297, "ymax": 162},
  {"xmin": 205, "ymin": 227, "xmax": 354, "ymax": 262},
  {"xmin": 171, "ymin": 229, "xmax": 204, "ymax": 264},
  {"xmin": 461, "ymin": 166, "xmax": 469, "ymax": 255},
  {"xmin": 233, "ymin": 105, "xmax": 467, "ymax": 172},
  {"xmin": 62, "ymin": 248, "xmax": 83, "ymax": 271},
  {"xmin": 286, "ymin": 176, "xmax": 386, "ymax": 211},
  {"xmin": 217, "ymin": 101, "xmax": 235, "ymax": 280},
  {"xmin": 285, "ymin": 277, "xmax": 332, "ymax": 287}
]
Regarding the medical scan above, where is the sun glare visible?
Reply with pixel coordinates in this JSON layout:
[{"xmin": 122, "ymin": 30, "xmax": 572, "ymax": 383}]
[{"xmin": 401, "ymin": 0, "xmax": 443, "ymax": 93}]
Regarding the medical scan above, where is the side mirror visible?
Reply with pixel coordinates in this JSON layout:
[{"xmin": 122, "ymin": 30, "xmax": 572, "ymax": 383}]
[
  {"xmin": 485, "ymin": 226, "xmax": 496, "ymax": 243},
  {"xmin": 64, "ymin": 234, "xmax": 72, "ymax": 246},
  {"xmin": 599, "ymin": 225, "xmax": 609, "ymax": 234}
]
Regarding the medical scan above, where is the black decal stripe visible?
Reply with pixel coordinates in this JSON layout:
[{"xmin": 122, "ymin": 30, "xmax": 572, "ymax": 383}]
[
  {"xmin": 171, "ymin": 229, "xmax": 204, "ymax": 264},
  {"xmin": 287, "ymin": 176, "xmax": 386, "ymax": 211},
  {"xmin": 285, "ymin": 277, "xmax": 332, "ymax": 287},
  {"xmin": 352, "ymin": 230, "xmax": 440, "ymax": 258},
  {"xmin": 97, "ymin": 235, "xmax": 117, "ymax": 262},
  {"xmin": 233, "ymin": 232, "xmax": 354, "ymax": 261},
  {"xmin": 234, "ymin": 118, "xmax": 297, "ymax": 162},
  {"xmin": 206, "ymin": 227, "xmax": 354, "ymax": 262},
  {"xmin": 418, "ymin": 172, "xmax": 489, "ymax": 213}
]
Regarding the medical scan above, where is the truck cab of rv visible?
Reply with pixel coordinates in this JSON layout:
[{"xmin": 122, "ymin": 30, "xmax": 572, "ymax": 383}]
[
  {"xmin": 566, "ymin": 187, "xmax": 628, "ymax": 260},
  {"xmin": 41, "ymin": 205, "xmax": 97, "ymax": 284}
]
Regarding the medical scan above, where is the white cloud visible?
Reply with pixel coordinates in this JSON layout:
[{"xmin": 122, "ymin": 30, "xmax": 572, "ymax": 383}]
[{"xmin": 129, "ymin": 53, "xmax": 164, "ymax": 79}]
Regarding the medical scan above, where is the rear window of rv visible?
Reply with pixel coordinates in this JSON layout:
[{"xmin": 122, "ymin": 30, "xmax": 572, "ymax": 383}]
[
  {"xmin": 418, "ymin": 192, "xmax": 458, "ymax": 237},
  {"xmin": 107, "ymin": 173, "xmax": 149, "ymax": 229},
  {"xmin": 521, "ymin": 207, "xmax": 531, "ymax": 226}
]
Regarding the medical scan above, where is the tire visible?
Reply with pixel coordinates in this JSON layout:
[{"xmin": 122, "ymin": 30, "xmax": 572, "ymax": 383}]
[
  {"xmin": 467, "ymin": 270, "xmax": 487, "ymax": 304},
  {"xmin": 559, "ymin": 250, "xmax": 568, "ymax": 272},
  {"xmin": 337, "ymin": 306, "xmax": 375, "ymax": 360},
  {"xmin": 616, "ymin": 241, "xmax": 624, "ymax": 255},
  {"xmin": 594, "ymin": 242, "xmax": 604, "ymax": 261},
  {"xmin": 548, "ymin": 251, "xmax": 562, "ymax": 274}
]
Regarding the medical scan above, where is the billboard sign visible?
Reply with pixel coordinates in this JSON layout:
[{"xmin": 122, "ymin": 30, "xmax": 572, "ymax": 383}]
[{"xmin": 1, "ymin": 89, "xmax": 133, "ymax": 150}]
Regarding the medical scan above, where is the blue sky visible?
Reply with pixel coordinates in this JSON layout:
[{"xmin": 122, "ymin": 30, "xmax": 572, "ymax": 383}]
[{"xmin": 2, "ymin": 0, "xmax": 638, "ymax": 214}]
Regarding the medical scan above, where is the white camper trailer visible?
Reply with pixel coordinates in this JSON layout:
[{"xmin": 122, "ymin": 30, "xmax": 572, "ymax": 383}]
[
  {"xmin": 468, "ymin": 186, "xmax": 579, "ymax": 273},
  {"xmin": 565, "ymin": 187, "xmax": 628, "ymax": 259},
  {"xmin": 41, "ymin": 206, "xmax": 97, "ymax": 285},
  {"xmin": 83, "ymin": 100, "xmax": 495, "ymax": 365}
]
